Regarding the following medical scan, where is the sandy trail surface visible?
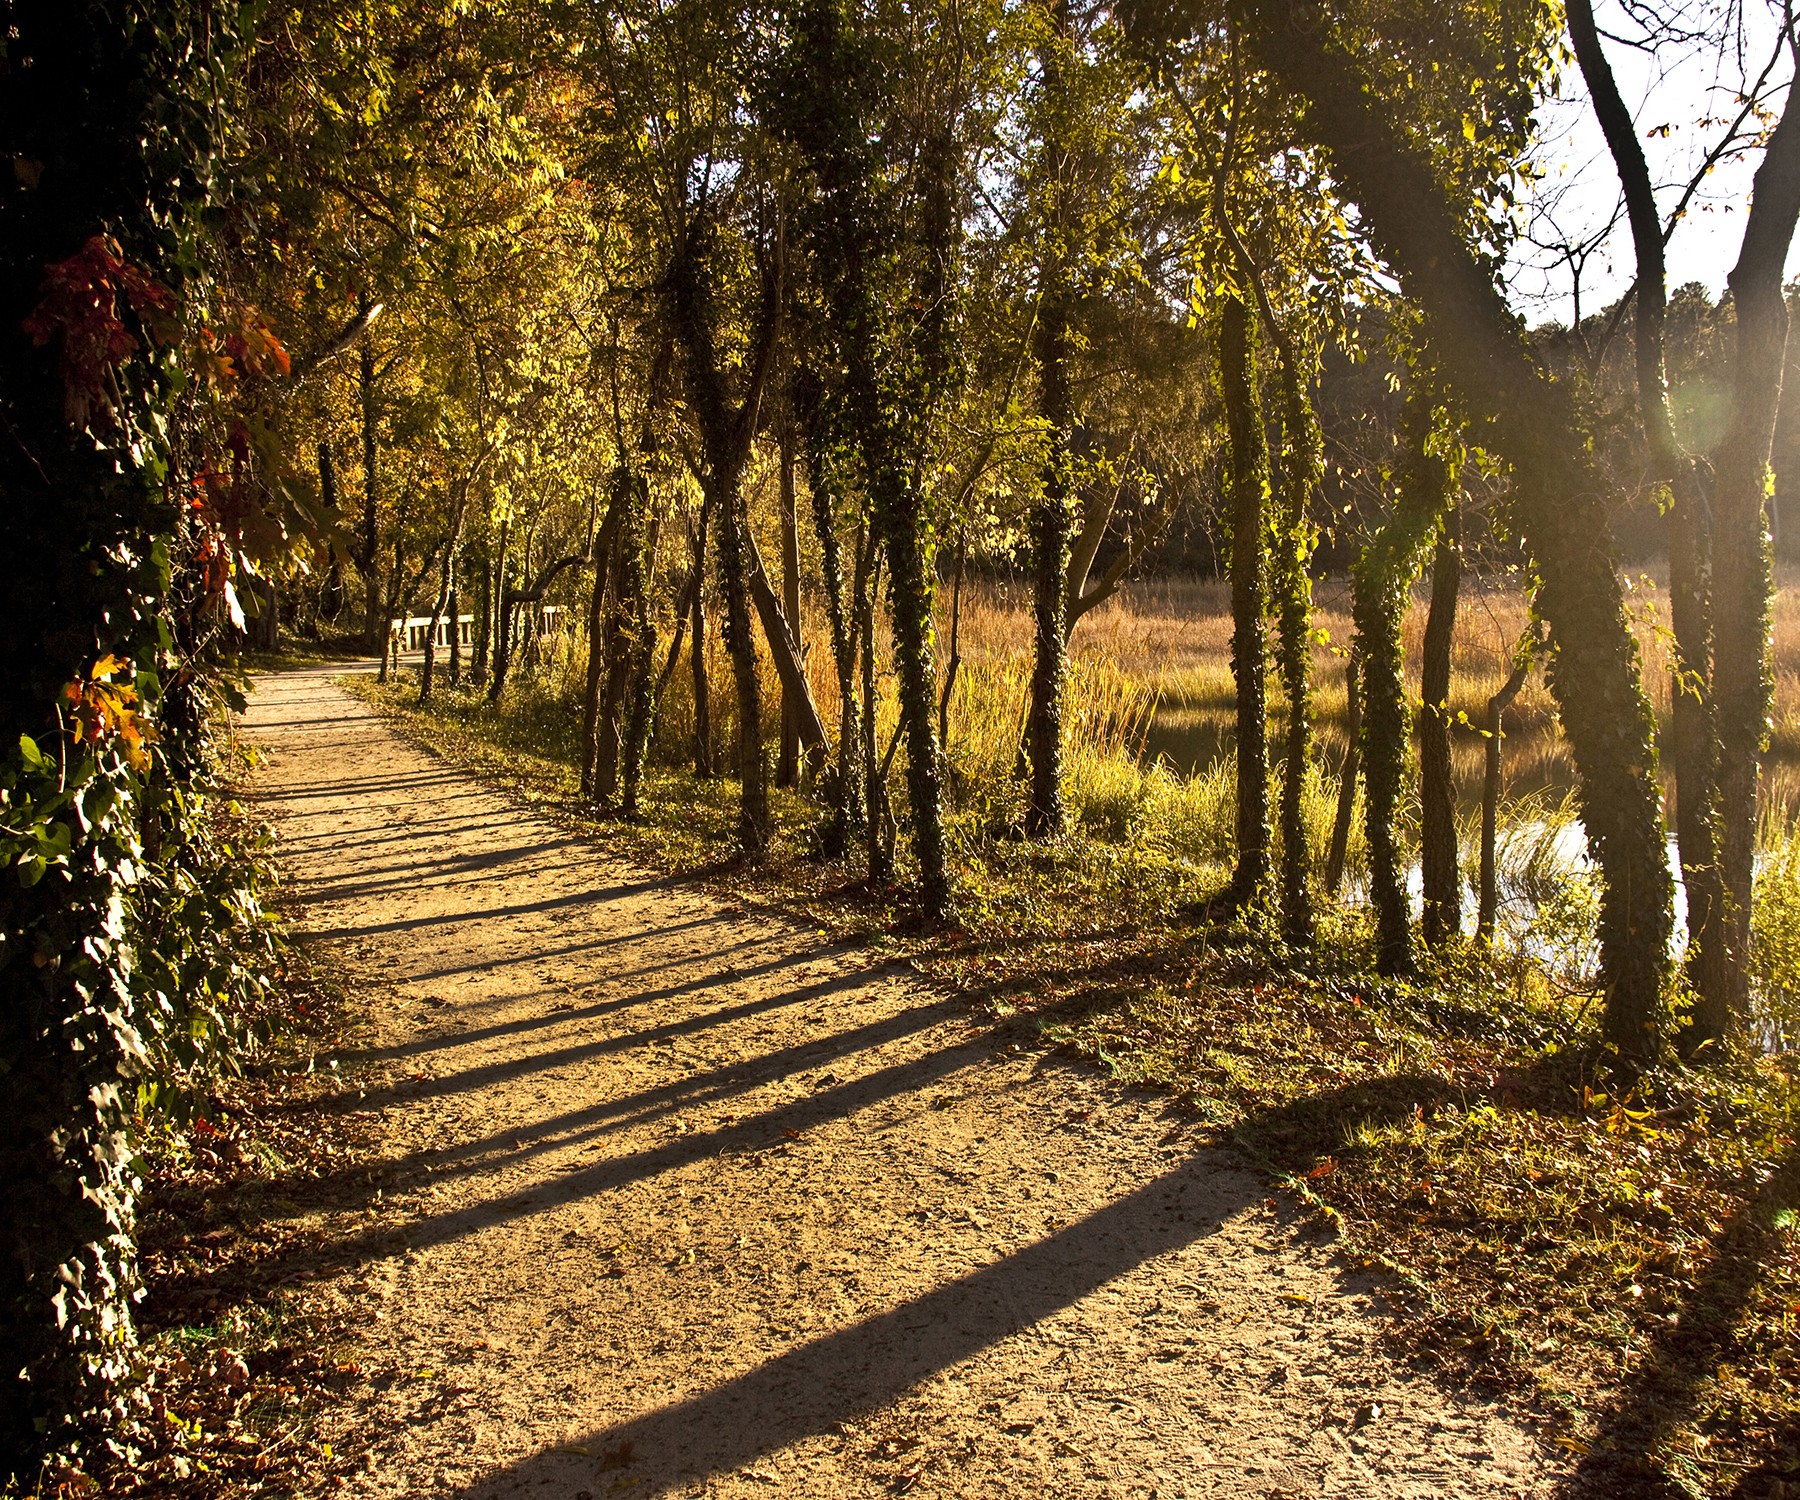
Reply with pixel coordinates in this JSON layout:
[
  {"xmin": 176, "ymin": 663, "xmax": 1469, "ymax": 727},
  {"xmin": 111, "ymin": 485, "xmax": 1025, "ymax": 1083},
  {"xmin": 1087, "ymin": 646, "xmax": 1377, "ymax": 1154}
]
[{"xmin": 243, "ymin": 665, "xmax": 1557, "ymax": 1499}]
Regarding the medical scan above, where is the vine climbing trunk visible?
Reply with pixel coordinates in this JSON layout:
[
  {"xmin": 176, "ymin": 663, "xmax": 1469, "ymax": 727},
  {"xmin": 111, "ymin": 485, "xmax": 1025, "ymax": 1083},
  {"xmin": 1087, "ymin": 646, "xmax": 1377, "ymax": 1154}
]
[
  {"xmin": 1566, "ymin": 0, "xmax": 1727, "ymax": 1041},
  {"xmin": 593, "ymin": 468, "xmax": 652, "ymax": 813},
  {"xmin": 1353, "ymin": 391, "xmax": 1451, "ymax": 975},
  {"xmin": 1220, "ymin": 296, "xmax": 1270, "ymax": 909},
  {"xmin": 691, "ymin": 509, "xmax": 715, "ymax": 779},
  {"xmin": 1419, "ymin": 507, "xmax": 1461, "ymax": 948},
  {"xmin": 1267, "ymin": 353, "xmax": 1319, "ymax": 946},
  {"xmin": 777, "ymin": 422, "xmax": 803, "ymax": 789},
  {"xmin": 667, "ymin": 221, "xmax": 782, "ymax": 856},
  {"xmin": 1711, "ymin": 93, "xmax": 1800, "ymax": 1033},
  {"xmin": 799, "ymin": 378, "xmax": 865, "ymax": 858}
]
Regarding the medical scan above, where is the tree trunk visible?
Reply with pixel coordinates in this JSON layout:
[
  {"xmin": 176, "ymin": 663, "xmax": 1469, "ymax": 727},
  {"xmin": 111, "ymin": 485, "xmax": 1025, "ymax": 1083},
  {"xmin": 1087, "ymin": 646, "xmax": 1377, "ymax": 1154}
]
[
  {"xmin": 786, "ymin": 37, "xmax": 955, "ymax": 919},
  {"xmin": 620, "ymin": 508, "xmax": 662, "ymax": 822},
  {"xmin": 666, "ymin": 219, "xmax": 783, "ymax": 851},
  {"xmin": 800, "ymin": 382, "xmax": 865, "ymax": 859},
  {"xmin": 777, "ymin": 424, "xmax": 803, "ymax": 788},
  {"xmin": 594, "ymin": 468, "xmax": 650, "ymax": 813},
  {"xmin": 1269, "ymin": 369, "xmax": 1318, "ymax": 945},
  {"xmin": 376, "ymin": 537, "xmax": 404, "ymax": 687},
  {"xmin": 446, "ymin": 566, "xmax": 462, "ymax": 689},
  {"xmin": 1567, "ymin": 0, "xmax": 1727, "ymax": 1042},
  {"xmin": 1324, "ymin": 650, "xmax": 1360, "ymax": 896},
  {"xmin": 1028, "ymin": 7, "xmax": 1075, "ymax": 840},
  {"xmin": 1353, "ymin": 392, "xmax": 1449, "ymax": 974},
  {"xmin": 714, "ymin": 467, "xmax": 769, "ymax": 853},
  {"xmin": 691, "ymin": 513, "xmax": 715, "ymax": 779},
  {"xmin": 359, "ymin": 340, "xmax": 383, "ymax": 652},
  {"xmin": 1419, "ymin": 507, "xmax": 1461, "ymax": 948},
  {"xmin": 1029, "ymin": 271, "xmax": 1074, "ymax": 840},
  {"xmin": 581, "ymin": 482, "xmax": 628, "ymax": 801},
  {"xmin": 1244, "ymin": 0, "xmax": 1674, "ymax": 1060},
  {"xmin": 1479, "ymin": 652, "xmax": 1533, "ymax": 945},
  {"xmin": 861, "ymin": 551, "xmax": 890, "ymax": 885},
  {"xmin": 473, "ymin": 517, "xmax": 505, "ymax": 688},
  {"xmin": 1711, "ymin": 94, "xmax": 1800, "ymax": 1036},
  {"xmin": 1220, "ymin": 296, "xmax": 1271, "ymax": 908},
  {"xmin": 421, "ymin": 499, "xmax": 465, "ymax": 706}
]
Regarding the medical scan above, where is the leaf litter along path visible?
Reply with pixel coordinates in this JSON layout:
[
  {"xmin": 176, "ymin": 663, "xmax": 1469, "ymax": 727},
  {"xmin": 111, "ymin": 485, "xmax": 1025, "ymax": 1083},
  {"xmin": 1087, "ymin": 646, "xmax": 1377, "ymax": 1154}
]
[{"xmin": 243, "ymin": 664, "xmax": 1561, "ymax": 1500}]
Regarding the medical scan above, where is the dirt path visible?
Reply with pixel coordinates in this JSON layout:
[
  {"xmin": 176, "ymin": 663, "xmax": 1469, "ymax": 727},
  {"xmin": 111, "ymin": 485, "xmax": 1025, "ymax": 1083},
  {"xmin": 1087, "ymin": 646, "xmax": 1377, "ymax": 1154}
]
[{"xmin": 243, "ymin": 665, "xmax": 1558, "ymax": 1500}]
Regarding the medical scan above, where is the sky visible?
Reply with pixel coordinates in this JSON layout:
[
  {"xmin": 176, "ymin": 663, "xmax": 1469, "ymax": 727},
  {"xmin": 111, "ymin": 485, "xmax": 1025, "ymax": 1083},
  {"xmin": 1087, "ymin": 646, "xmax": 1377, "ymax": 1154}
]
[{"xmin": 1505, "ymin": 0, "xmax": 1797, "ymax": 327}]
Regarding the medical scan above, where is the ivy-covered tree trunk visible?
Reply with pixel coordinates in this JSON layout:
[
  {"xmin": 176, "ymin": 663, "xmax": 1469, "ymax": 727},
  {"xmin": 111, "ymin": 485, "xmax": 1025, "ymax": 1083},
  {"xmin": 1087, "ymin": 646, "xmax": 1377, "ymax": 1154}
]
[
  {"xmin": 667, "ymin": 222, "xmax": 782, "ymax": 852},
  {"xmin": 1219, "ymin": 296, "xmax": 1270, "ymax": 909},
  {"xmin": 1267, "ymin": 360, "xmax": 1320, "ymax": 945},
  {"xmin": 593, "ymin": 468, "xmax": 652, "ymax": 813},
  {"xmin": 473, "ymin": 516, "xmax": 505, "ymax": 688},
  {"xmin": 446, "ymin": 564, "xmax": 462, "ymax": 688},
  {"xmin": 1710, "ymin": 98, "xmax": 1800, "ymax": 1034},
  {"xmin": 1028, "ymin": 276, "xmax": 1074, "ymax": 839},
  {"xmin": 1027, "ymin": 3, "xmax": 1075, "ymax": 840},
  {"xmin": 1245, "ymin": 0, "xmax": 1674, "ymax": 1059},
  {"xmin": 1566, "ymin": 0, "xmax": 1727, "ymax": 1041},
  {"xmin": 799, "ymin": 378, "xmax": 865, "ymax": 858},
  {"xmin": 579, "ymin": 499, "xmax": 618, "ymax": 802},
  {"xmin": 1352, "ymin": 567, "xmax": 1412, "ymax": 972},
  {"xmin": 1353, "ymin": 392, "xmax": 1449, "ymax": 974},
  {"xmin": 780, "ymin": 3, "xmax": 955, "ymax": 920},
  {"xmin": 1419, "ymin": 506, "xmax": 1461, "ymax": 948},
  {"xmin": 0, "ymin": 3, "xmax": 240, "ymax": 1470},
  {"xmin": 690, "ymin": 511, "xmax": 716, "ymax": 779},
  {"xmin": 777, "ymin": 424, "xmax": 803, "ymax": 789}
]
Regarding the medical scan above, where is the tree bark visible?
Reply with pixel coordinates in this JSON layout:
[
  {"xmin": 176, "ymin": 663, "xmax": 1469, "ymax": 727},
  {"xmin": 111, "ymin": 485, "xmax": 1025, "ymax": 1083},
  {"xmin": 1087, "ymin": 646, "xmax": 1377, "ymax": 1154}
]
[
  {"xmin": 1028, "ymin": 4, "xmax": 1075, "ymax": 840},
  {"xmin": 1324, "ymin": 650, "xmax": 1360, "ymax": 896},
  {"xmin": 1220, "ymin": 296, "xmax": 1270, "ymax": 908},
  {"xmin": 1029, "ymin": 267, "xmax": 1074, "ymax": 839},
  {"xmin": 1711, "ymin": 88, "xmax": 1800, "ymax": 1036},
  {"xmin": 1353, "ymin": 391, "xmax": 1448, "ymax": 974},
  {"xmin": 1419, "ymin": 506, "xmax": 1461, "ymax": 947},
  {"xmin": 777, "ymin": 422, "xmax": 803, "ymax": 787},
  {"xmin": 420, "ymin": 494, "xmax": 467, "ymax": 705},
  {"xmin": 359, "ymin": 340, "xmax": 383, "ymax": 652},
  {"xmin": 1479, "ymin": 649, "xmax": 1533, "ymax": 945},
  {"xmin": 691, "ymin": 509, "xmax": 716, "ymax": 779},
  {"xmin": 594, "ymin": 469, "xmax": 650, "ymax": 812},
  {"xmin": 668, "ymin": 222, "xmax": 782, "ymax": 855},
  {"xmin": 799, "ymin": 376, "xmax": 865, "ymax": 858}
]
